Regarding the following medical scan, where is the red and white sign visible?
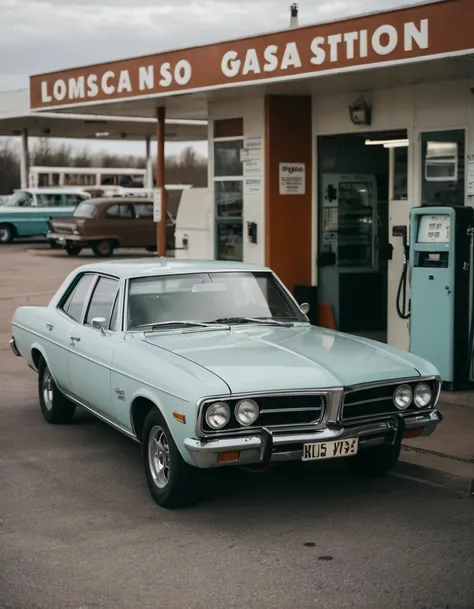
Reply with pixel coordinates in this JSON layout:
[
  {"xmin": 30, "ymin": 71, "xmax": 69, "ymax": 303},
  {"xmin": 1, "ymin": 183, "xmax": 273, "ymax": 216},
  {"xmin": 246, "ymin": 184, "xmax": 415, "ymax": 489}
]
[{"xmin": 279, "ymin": 163, "xmax": 306, "ymax": 195}]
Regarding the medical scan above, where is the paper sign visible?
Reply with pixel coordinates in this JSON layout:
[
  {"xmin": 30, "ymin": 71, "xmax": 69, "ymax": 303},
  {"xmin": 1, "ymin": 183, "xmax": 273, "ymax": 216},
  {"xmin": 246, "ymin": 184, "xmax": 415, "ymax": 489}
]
[
  {"xmin": 244, "ymin": 137, "xmax": 262, "ymax": 151},
  {"xmin": 467, "ymin": 154, "xmax": 474, "ymax": 196},
  {"xmin": 279, "ymin": 163, "xmax": 306, "ymax": 195},
  {"xmin": 243, "ymin": 158, "xmax": 263, "ymax": 177},
  {"xmin": 153, "ymin": 188, "xmax": 162, "ymax": 222},
  {"xmin": 240, "ymin": 148, "xmax": 261, "ymax": 162},
  {"xmin": 244, "ymin": 177, "xmax": 263, "ymax": 195}
]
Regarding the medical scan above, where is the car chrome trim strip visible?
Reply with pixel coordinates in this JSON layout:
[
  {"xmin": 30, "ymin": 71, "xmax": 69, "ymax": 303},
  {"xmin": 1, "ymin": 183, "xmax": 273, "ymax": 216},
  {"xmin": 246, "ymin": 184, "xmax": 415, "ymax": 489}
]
[{"xmin": 61, "ymin": 389, "xmax": 139, "ymax": 442}]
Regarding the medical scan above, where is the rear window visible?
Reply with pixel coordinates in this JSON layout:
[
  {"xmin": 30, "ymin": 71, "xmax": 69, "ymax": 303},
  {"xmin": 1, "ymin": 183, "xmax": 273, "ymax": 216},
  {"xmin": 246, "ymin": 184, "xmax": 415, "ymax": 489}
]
[{"xmin": 74, "ymin": 202, "xmax": 96, "ymax": 218}]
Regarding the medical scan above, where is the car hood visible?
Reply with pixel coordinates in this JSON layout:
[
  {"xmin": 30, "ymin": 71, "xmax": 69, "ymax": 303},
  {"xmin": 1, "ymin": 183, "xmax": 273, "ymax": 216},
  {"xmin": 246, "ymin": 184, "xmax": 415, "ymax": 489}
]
[{"xmin": 143, "ymin": 324, "xmax": 424, "ymax": 394}]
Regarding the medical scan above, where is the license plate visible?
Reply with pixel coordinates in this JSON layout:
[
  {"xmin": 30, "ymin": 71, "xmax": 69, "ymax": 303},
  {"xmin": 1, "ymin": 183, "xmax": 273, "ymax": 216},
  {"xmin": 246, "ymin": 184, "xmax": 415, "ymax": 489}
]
[{"xmin": 302, "ymin": 438, "xmax": 359, "ymax": 461}]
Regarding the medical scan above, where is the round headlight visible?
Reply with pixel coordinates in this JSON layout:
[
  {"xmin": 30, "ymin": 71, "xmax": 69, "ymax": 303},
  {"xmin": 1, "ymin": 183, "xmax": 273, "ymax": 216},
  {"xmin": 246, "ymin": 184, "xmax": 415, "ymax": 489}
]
[
  {"xmin": 393, "ymin": 384, "xmax": 413, "ymax": 410},
  {"xmin": 235, "ymin": 399, "xmax": 260, "ymax": 426},
  {"xmin": 414, "ymin": 382, "xmax": 432, "ymax": 408},
  {"xmin": 205, "ymin": 402, "xmax": 230, "ymax": 430}
]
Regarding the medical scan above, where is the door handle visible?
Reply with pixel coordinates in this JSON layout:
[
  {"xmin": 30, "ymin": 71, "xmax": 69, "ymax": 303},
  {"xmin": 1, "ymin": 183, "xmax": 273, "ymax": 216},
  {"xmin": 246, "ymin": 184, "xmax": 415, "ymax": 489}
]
[
  {"xmin": 70, "ymin": 335, "xmax": 81, "ymax": 343},
  {"xmin": 45, "ymin": 323, "xmax": 54, "ymax": 331}
]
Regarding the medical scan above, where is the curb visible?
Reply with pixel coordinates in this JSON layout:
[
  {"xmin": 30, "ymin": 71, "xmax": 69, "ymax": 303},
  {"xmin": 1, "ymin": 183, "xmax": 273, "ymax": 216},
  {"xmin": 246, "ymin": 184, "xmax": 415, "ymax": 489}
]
[{"xmin": 393, "ymin": 449, "xmax": 474, "ymax": 497}]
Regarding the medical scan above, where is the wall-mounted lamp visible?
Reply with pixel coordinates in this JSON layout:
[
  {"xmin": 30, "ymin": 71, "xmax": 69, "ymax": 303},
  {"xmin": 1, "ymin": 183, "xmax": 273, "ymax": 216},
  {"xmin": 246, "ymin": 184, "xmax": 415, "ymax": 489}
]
[{"xmin": 349, "ymin": 95, "xmax": 371, "ymax": 127}]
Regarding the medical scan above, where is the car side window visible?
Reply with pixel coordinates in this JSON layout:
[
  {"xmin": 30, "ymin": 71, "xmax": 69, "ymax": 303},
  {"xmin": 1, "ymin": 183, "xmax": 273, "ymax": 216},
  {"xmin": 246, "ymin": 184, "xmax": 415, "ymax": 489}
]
[
  {"xmin": 104, "ymin": 204, "xmax": 134, "ymax": 219},
  {"xmin": 133, "ymin": 203, "xmax": 153, "ymax": 218},
  {"xmin": 85, "ymin": 276, "xmax": 120, "ymax": 327},
  {"xmin": 37, "ymin": 193, "xmax": 63, "ymax": 207},
  {"xmin": 64, "ymin": 194, "xmax": 84, "ymax": 207},
  {"xmin": 60, "ymin": 274, "xmax": 96, "ymax": 322}
]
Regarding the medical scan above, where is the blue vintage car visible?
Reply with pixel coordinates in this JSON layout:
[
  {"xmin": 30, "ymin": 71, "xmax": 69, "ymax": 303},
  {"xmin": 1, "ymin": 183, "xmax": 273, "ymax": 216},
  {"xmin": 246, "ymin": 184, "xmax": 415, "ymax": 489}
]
[
  {"xmin": 0, "ymin": 188, "xmax": 90, "ymax": 244},
  {"xmin": 10, "ymin": 259, "xmax": 442, "ymax": 508}
]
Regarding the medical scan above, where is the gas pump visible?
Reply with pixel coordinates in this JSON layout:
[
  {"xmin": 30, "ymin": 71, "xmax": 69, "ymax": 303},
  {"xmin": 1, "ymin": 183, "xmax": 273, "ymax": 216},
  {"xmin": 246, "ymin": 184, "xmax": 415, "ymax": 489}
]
[{"xmin": 409, "ymin": 205, "xmax": 474, "ymax": 391}]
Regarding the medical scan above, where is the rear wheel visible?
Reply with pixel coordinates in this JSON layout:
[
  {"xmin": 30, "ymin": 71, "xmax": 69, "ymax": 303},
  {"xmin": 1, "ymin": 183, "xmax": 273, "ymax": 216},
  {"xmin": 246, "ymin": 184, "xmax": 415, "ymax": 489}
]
[
  {"xmin": 38, "ymin": 359, "xmax": 76, "ymax": 424},
  {"xmin": 0, "ymin": 224, "xmax": 13, "ymax": 244},
  {"xmin": 345, "ymin": 443, "xmax": 401, "ymax": 478},
  {"xmin": 65, "ymin": 245, "xmax": 82, "ymax": 256},
  {"xmin": 142, "ymin": 408, "xmax": 201, "ymax": 508},
  {"xmin": 92, "ymin": 239, "xmax": 115, "ymax": 257}
]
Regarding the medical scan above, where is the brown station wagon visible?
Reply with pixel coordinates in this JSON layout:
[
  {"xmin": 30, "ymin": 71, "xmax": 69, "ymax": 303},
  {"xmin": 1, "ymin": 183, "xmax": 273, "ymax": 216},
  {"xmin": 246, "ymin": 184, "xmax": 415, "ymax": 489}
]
[{"xmin": 47, "ymin": 197, "xmax": 175, "ymax": 257}]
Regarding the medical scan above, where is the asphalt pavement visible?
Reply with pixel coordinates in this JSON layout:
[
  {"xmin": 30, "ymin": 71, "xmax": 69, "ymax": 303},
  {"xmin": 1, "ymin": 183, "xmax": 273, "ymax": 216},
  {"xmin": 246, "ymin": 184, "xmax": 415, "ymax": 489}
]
[{"xmin": 1, "ymin": 242, "xmax": 474, "ymax": 609}]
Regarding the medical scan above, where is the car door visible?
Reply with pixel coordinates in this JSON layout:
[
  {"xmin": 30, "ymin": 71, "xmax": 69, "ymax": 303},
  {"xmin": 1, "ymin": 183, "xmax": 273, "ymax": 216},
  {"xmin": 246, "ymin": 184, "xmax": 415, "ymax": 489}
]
[
  {"xmin": 67, "ymin": 274, "xmax": 120, "ymax": 420},
  {"xmin": 101, "ymin": 203, "xmax": 136, "ymax": 246},
  {"xmin": 35, "ymin": 192, "xmax": 66, "ymax": 234},
  {"xmin": 49, "ymin": 272, "xmax": 98, "ymax": 392},
  {"xmin": 131, "ymin": 202, "xmax": 155, "ymax": 247}
]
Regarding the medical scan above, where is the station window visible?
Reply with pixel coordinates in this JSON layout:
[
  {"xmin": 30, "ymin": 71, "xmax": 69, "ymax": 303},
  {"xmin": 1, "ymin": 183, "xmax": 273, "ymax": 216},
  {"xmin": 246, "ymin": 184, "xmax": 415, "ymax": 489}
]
[
  {"xmin": 213, "ymin": 118, "xmax": 244, "ymax": 261},
  {"xmin": 420, "ymin": 129, "xmax": 465, "ymax": 206}
]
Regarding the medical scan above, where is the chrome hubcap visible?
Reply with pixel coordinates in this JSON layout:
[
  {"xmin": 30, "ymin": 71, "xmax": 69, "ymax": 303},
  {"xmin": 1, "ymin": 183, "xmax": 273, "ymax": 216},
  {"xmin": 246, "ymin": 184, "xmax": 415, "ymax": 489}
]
[
  {"xmin": 42, "ymin": 368, "xmax": 54, "ymax": 411},
  {"xmin": 99, "ymin": 241, "xmax": 110, "ymax": 253},
  {"xmin": 0, "ymin": 228, "xmax": 10, "ymax": 242},
  {"xmin": 148, "ymin": 425, "xmax": 170, "ymax": 489}
]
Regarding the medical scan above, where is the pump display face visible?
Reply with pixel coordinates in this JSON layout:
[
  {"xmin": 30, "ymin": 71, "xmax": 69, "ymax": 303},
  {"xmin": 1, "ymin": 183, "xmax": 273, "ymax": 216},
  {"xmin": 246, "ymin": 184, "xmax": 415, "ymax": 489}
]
[{"xmin": 417, "ymin": 214, "xmax": 450, "ymax": 243}]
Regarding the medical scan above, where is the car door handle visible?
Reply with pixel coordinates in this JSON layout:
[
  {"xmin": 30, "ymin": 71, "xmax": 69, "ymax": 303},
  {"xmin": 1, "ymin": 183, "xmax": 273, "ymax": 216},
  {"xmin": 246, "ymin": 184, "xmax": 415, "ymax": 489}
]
[
  {"xmin": 70, "ymin": 335, "xmax": 81, "ymax": 343},
  {"xmin": 45, "ymin": 323, "xmax": 54, "ymax": 331}
]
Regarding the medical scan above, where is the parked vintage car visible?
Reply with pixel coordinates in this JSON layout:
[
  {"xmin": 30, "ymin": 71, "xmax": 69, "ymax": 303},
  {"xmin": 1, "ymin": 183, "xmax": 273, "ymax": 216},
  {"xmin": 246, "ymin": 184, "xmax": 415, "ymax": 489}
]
[
  {"xmin": 47, "ymin": 197, "xmax": 176, "ymax": 257},
  {"xmin": 0, "ymin": 188, "xmax": 91, "ymax": 244},
  {"xmin": 10, "ymin": 259, "xmax": 442, "ymax": 509}
]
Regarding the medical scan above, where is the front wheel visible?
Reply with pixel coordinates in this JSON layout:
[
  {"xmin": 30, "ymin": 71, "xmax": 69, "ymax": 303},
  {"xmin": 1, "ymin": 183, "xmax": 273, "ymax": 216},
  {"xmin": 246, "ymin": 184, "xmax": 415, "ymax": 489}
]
[
  {"xmin": 142, "ymin": 408, "xmax": 201, "ymax": 508},
  {"xmin": 38, "ymin": 359, "xmax": 76, "ymax": 424},
  {"xmin": 92, "ymin": 239, "xmax": 115, "ymax": 257},
  {"xmin": 345, "ymin": 443, "xmax": 401, "ymax": 478},
  {"xmin": 0, "ymin": 224, "xmax": 13, "ymax": 244},
  {"xmin": 65, "ymin": 245, "xmax": 82, "ymax": 256}
]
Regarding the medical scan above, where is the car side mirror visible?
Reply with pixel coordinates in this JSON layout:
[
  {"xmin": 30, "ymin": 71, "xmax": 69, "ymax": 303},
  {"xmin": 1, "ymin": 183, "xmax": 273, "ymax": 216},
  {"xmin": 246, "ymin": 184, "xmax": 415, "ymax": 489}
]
[
  {"xmin": 91, "ymin": 317, "xmax": 107, "ymax": 336},
  {"xmin": 299, "ymin": 303, "xmax": 310, "ymax": 315}
]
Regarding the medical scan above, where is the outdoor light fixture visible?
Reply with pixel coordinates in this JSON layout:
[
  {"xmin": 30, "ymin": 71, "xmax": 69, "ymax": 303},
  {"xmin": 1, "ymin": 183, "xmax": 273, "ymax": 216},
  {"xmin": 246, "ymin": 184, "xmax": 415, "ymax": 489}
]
[{"xmin": 349, "ymin": 95, "xmax": 371, "ymax": 127}]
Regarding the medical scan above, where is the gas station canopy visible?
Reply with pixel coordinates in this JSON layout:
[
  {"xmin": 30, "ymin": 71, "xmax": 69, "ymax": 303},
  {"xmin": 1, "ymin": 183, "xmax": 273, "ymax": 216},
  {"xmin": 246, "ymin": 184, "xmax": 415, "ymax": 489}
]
[
  {"xmin": 0, "ymin": 88, "xmax": 207, "ymax": 141},
  {"xmin": 27, "ymin": 0, "xmax": 474, "ymax": 120}
]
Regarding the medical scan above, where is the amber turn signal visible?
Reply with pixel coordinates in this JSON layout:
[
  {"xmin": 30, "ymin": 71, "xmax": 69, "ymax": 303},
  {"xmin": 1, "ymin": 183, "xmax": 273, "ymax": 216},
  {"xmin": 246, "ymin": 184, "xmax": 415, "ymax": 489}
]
[
  {"xmin": 217, "ymin": 451, "xmax": 240, "ymax": 463},
  {"xmin": 172, "ymin": 411, "xmax": 186, "ymax": 424}
]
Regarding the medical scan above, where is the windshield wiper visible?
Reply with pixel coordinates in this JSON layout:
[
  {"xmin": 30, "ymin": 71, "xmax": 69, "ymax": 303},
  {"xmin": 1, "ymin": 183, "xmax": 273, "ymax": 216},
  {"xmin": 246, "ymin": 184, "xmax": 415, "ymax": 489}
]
[
  {"xmin": 210, "ymin": 317, "xmax": 294, "ymax": 327},
  {"xmin": 131, "ymin": 320, "xmax": 220, "ymax": 331}
]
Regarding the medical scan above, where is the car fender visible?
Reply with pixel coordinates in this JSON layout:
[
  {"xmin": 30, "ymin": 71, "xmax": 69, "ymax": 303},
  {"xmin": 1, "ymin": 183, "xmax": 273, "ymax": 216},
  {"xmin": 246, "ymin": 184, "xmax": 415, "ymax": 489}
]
[{"xmin": 128, "ymin": 386, "xmax": 198, "ymax": 465}]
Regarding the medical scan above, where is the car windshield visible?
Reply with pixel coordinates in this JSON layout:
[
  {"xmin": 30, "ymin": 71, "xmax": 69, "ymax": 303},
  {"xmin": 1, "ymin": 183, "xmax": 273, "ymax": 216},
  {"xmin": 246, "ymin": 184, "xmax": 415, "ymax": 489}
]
[
  {"xmin": 74, "ymin": 202, "xmax": 96, "ymax": 218},
  {"xmin": 127, "ymin": 271, "xmax": 306, "ymax": 330},
  {"xmin": 3, "ymin": 191, "xmax": 33, "ymax": 207}
]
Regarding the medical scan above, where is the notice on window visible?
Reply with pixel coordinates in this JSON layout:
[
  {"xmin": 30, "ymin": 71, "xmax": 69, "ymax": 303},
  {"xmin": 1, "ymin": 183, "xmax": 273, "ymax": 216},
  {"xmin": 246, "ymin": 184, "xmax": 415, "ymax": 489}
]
[
  {"xmin": 467, "ymin": 154, "xmax": 474, "ymax": 196},
  {"xmin": 153, "ymin": 188, "xmax": 162, "ymax": 222},
  {"xmin": 279, "ymin": 163, "xmax": 306, "ymax": 195},
  {"xmin": 244, "ymin": 177, "xmax": 263, "ymax": 195},
  {"xmin": 244, "ymin": 137, "xmax": 262, "ymax": 151},
  {"xmin": 243, "ymin": 158, "xmax": 263, "ymax": 177}
]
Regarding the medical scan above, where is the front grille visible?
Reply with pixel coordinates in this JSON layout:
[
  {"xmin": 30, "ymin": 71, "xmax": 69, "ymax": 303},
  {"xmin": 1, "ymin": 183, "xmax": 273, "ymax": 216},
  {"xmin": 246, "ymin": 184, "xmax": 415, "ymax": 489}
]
[
  {"xmin": 342, "ymin": 379, "xmax": 437, "ymax": 423},
  {"xmin": 200, "ymin": 393, "xmax": 325, "ymax": 435}
]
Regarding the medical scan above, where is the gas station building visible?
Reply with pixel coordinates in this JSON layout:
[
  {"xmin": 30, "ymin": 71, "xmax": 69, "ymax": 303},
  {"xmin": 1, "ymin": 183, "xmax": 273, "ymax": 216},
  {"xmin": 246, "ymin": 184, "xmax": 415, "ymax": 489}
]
[{"xmin": 27, "ymin": 0, "xmax": 474, "ymax": 355}]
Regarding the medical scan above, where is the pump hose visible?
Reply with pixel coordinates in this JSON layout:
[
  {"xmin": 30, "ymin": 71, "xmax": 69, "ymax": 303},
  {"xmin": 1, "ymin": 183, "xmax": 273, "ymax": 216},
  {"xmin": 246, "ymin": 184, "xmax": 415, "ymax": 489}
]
[{"xmin": 396, "ymin": 262, "xmax": 411, "ymax": 320}]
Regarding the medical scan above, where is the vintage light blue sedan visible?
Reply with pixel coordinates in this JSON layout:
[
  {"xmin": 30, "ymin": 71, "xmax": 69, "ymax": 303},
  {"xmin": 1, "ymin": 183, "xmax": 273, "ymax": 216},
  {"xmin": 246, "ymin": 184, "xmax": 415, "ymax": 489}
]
[{"xmin": 10, "ymin": 259, "xmax": 443, "ymax": 508}]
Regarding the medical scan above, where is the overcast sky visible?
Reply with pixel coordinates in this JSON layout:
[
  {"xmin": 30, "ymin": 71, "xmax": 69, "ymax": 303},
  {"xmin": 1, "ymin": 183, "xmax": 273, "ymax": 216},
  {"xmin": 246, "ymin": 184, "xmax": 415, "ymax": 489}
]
[{"xmin": 0, "ymin": 0, "xmax": 412, "ymax": 160}]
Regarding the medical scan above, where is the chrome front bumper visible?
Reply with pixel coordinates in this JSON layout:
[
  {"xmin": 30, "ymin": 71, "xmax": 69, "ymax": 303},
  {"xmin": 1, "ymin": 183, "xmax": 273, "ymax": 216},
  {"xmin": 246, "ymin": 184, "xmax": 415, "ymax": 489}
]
[{"xmin": 184, "ymin": 410, "xmax": 443, "ymax": 468}]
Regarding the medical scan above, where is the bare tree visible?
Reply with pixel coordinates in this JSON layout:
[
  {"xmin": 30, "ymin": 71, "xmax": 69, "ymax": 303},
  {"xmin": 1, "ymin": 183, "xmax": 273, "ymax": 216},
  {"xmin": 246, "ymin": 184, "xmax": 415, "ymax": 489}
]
[{"xmin": 0, "ymin": 138, "xmax": 207, "ymax": 195}]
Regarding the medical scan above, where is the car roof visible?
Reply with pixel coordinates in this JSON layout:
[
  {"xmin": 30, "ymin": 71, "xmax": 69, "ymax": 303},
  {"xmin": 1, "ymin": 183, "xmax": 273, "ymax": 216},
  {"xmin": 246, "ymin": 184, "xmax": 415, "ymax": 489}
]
[
  {"xmin": 72, "ymin": 258, "xmax": 271, "ymax": 280},
  {"xmin": 18, "ymin": 188, "xmax": 90, "ymax": 194},
  {"xmin": 86, "ymin": 197, "xmax": 153, "ymax": 205}
]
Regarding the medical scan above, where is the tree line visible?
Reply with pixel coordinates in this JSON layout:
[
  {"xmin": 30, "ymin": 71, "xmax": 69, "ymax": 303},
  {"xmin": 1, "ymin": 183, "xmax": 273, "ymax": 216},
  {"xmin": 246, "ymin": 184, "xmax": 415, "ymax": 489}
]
[{"xmin": 0, "ymin": 138, "xmax": 208, "ymax": 195}]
